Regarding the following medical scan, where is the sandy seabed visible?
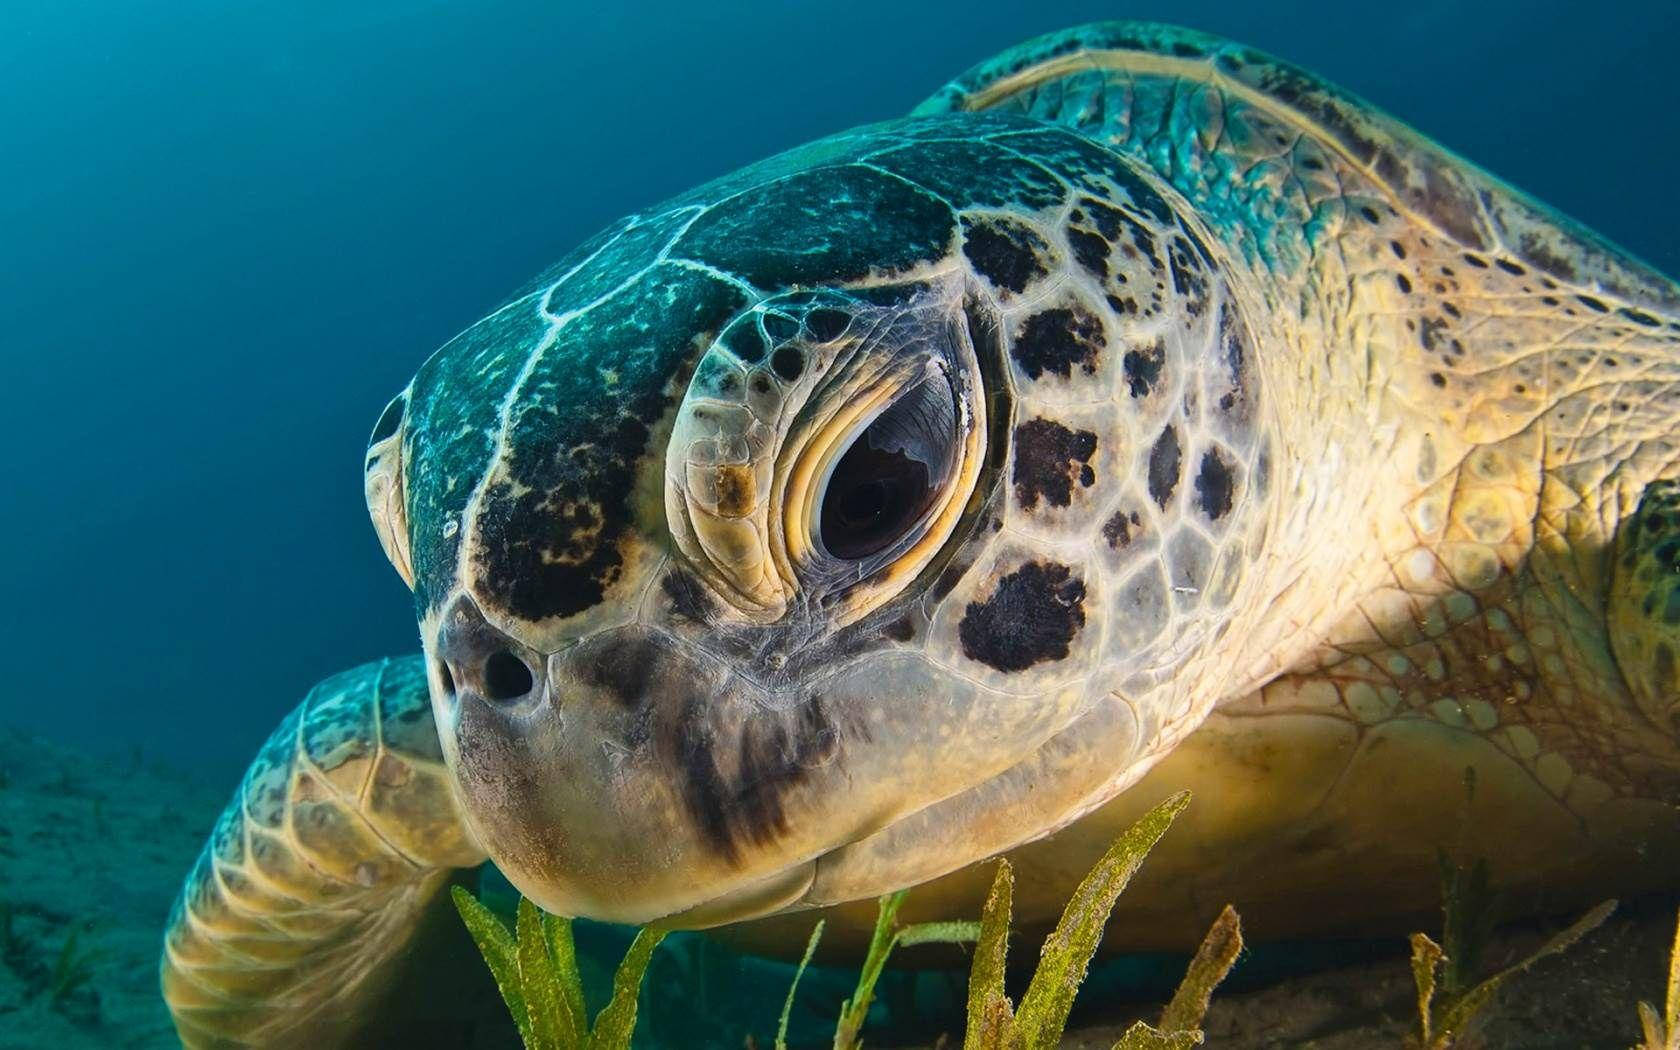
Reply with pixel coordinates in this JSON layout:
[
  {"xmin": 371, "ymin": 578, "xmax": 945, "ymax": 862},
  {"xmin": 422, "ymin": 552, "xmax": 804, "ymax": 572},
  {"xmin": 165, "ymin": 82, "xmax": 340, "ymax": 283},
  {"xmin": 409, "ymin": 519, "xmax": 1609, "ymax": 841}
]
[{"xmin": 0, "ymin": 723, "xmax": 1672, "ymax": 1049}]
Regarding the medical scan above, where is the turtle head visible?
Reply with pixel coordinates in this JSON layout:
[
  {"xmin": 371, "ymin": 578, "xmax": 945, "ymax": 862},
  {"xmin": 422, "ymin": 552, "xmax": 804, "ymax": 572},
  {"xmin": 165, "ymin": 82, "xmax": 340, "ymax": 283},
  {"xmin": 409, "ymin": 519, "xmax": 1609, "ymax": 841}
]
[{"xmin": 363, "ymin": 115, "xmax": 1270, "ymax": 925}]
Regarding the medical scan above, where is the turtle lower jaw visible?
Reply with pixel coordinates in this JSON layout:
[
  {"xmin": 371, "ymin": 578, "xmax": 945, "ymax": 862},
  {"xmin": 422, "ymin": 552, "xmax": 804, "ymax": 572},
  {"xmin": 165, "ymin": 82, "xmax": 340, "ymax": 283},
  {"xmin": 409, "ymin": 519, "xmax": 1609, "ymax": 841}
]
[
  {"xmin": 794, "ymin": 691, "xmax": 1149, "ymax": 909},
  {"xmin": 659, "ymin": 858, "xmax": 819, "ymax": 929}
]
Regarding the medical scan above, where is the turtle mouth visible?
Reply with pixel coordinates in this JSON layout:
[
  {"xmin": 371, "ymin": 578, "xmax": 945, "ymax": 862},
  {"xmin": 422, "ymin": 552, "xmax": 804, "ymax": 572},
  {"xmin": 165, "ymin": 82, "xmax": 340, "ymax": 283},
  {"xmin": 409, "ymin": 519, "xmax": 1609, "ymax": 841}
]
[{"xmin": 658, "ymin": 859, "xmax": 818, "ymax": 928}]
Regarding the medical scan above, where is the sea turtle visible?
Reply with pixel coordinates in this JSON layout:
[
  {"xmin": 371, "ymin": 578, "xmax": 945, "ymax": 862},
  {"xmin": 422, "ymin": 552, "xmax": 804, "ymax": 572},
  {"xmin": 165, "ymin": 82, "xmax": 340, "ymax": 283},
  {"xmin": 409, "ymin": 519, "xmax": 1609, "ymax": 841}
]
[{"xmin": 161, "ymin": 21, "xmax": 1680, "ymax": 1047}]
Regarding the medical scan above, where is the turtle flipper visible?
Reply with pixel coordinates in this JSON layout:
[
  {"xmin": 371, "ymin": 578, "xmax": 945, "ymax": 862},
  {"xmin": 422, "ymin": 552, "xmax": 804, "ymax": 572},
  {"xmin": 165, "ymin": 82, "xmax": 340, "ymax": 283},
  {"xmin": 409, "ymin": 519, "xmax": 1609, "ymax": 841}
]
[
  {"xmin": 1612, "ymin": 482, "xmax": 1680, "ymax": 741},
  {"xmin": 160, "ymin": 656, "xmax": 486, "ymax": 1048}
]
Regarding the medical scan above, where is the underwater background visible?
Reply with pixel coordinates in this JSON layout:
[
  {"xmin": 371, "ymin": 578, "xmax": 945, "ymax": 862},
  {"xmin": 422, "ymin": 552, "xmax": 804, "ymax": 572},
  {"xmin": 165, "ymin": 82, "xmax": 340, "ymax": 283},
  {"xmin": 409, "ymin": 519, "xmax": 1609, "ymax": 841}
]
[{"xmin": 2, "ymin": 1, "xmax": 1678, "ymax": 1047}]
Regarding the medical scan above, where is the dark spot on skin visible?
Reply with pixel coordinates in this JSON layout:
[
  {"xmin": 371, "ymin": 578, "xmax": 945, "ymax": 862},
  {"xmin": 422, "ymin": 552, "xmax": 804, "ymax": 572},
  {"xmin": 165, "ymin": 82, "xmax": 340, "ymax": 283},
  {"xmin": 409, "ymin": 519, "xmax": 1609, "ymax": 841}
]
[
  {"xmin": 1076, "ymin": 196, "xmax": 1126, "ymax": 240},
  {"xmin": 1442, "ymin": 302, "xmax": 1461, "ymax": 319},
  {"xmin": 1577, "ymin": 295, "xmax": 1609, "ymax": 314},
  {"xmin": 662, "ymin": 571, "xmax": 716, "ymax": 623},
  {"xmin": 807, "ymin": 308, "xmax": 851, "ymax": 342},
  {"xmin": 884, "ymin": 617, "xmax": 915, "ymax": 642},
  {"xmin": 961, "ymin": 216, "xmax": 1052, "ymax": 295},
  {"xmin": 1166, "ymin": 236, "xmax": 1209, "ymax": 317},
  {"xmin": 1148, "ymin": 426, "xmax": 1181, "ymax": 508},
  {"xmin": 476, "ymin": 485, "xmax": 623, "ymax": 620},
  {"xmin": 1102, "ymin": 509, "xmax": 1144, "ymax": 549},
  {"xmin": 445, "ymin": 265, "xmax": 748, "ymax": 622},
  {"xmin": 1067, "ymin": 227, "xmax": 1110, "ymax": 281},
  {"xmin": 581, "ymin": 632, "xmax": 663, "ymax": 709},
  {"xmin": 1123, "ymin": 339, "xmax": 1166, "ymax": 397},
  {"xmin": 1462, "ymin": 253, "xmax": 1488, "ymax": 269},
  {"xmin": 1359, "ymin": 205, "xmax": 1380, "ymax": 224},
  {"xmin": 1419, "ymin": 316, "xmax": 1448, "ymax": 353},
  {"xmin": 1430, "ymin": 372, "xmax": 1447, "ymax": 388},
  {"xmin": 720, "ymin": 319, "xmax": 766, "ymax": 362},
  {"xmin": 1013, "ymin": 306, "xmax": 1104, "ymax": 380},
  {"xmin": 751, "ymin": 374, "xmax": 772, "ymax": 395},
  {"xmin": 666, "ymin": 692, "xmax": 838, "ymax": 864},
  {"xmin": 1194, "ymin": 448, "xmax": 1236, "ymax": 520},
  {"xmin": 1395, "ymin": 274, "xmax": 1412, "ymax": 295},
  {"xmin": 1000, "ymin": 126, "xmax": 1174, "ymax": 220},
  {"xmin": 713, "ymin": 464, "xmax": 755, "ymax": 518},
  {"xmin": 1495, "ymin": 258, "xmax": 1526, "ymax": 276},
  {"xmin": 771, "ymin": 345, "xmax": 804, "ymax": 381},
  {"xmin": 1012, "ymin": 418, "xmax": 1098, "ymax": 510},
  {"xmin": 1113, "ymin": 212, "xmax": 1158, "ymax": 263},
  {"xmin": 1212, "ymin": 306, "xmax": 1255, "ymax": 422},
  {"xmin": 1390, "ymin": 241, "xmax": 1406, "ymax": 259},
  {"xmin": 959, "ymin": 561, "xmax": 1086, "ymax": 672}
]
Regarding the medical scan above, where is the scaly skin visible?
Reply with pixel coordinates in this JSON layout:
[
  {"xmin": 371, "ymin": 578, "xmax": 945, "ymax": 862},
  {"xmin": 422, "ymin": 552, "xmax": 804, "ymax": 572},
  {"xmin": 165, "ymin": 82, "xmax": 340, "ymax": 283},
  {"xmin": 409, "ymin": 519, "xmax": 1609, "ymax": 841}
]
[
  {"xmin": 160, "ymin": 659, "xmax": 484, "ymax": 1048},
  {"xmin": 163, "ymin": 22, "xmax": 1680, "ymax": 1044}
]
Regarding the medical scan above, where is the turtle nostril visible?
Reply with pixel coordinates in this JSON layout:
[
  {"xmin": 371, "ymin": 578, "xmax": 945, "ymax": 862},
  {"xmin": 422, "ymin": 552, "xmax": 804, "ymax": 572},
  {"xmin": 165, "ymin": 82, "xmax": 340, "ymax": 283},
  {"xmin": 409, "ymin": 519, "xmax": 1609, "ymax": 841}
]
[
  {"xmin": 435, "ymin": 659, "xmax": 456, "ymax": 696},
  {"xmin": 483, "ymin": 650, "xmax": 534, "ymax": 701}
]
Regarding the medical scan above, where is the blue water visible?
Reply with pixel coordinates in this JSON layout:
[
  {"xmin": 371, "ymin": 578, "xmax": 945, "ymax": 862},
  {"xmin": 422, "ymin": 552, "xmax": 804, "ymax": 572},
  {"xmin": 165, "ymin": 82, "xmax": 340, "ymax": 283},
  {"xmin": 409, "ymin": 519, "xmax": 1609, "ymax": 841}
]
[{"xmin": 3, "ymin": 0, "xmax": 1675, "ymax": 777}]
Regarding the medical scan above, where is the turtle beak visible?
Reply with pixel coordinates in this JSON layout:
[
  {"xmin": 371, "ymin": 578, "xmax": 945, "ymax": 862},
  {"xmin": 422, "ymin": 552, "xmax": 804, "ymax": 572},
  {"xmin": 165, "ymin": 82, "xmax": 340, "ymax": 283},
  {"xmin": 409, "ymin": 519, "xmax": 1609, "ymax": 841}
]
[{"xmin": 429, "ymin": 598, "xmax": 848, "ymax": 925}]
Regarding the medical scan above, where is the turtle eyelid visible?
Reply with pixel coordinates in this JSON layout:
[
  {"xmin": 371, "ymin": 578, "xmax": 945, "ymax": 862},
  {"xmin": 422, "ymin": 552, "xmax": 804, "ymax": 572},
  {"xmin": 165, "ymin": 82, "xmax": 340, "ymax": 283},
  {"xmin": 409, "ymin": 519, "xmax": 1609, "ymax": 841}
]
[
  {"xmin": 365, "ymin": 388, "xmax": 414, "ymax": 589},
  {"xmin": 370, "ymin": 394, "xmax": 405, "ymax": 445}
]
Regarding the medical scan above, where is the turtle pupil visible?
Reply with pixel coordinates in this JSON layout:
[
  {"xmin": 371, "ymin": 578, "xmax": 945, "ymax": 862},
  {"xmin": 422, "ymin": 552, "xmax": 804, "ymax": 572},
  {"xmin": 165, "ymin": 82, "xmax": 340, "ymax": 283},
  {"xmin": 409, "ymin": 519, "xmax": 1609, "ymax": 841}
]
[
  {"xmin": 819, "ymin": 375, "xmax": 955, "ymax": 561},
  {"xmin": 821, "ymin": 446, "xmax": 928, "ymax": 560},
  {"xmin": 839, "ymin": 479, "xmax": 891, "ymax": 526}
]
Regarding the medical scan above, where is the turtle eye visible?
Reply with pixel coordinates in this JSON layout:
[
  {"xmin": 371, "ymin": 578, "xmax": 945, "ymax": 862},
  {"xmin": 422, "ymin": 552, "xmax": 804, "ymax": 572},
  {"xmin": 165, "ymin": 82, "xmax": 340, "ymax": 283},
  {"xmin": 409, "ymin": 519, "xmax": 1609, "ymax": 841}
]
[{"xmin": 819, "ymin": 373, "xmax": 957, "ymax": 561}]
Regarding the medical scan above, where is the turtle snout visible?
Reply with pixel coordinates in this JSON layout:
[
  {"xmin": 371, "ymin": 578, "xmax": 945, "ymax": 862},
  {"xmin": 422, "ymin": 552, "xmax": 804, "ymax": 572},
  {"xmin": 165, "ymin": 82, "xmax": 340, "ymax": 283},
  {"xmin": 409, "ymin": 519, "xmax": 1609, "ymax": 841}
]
[{"xmin": 433, "ymin": 596, "xmax": 543, "ymax": 708}]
